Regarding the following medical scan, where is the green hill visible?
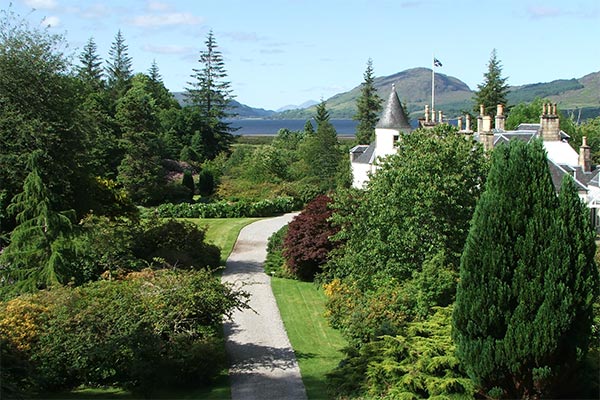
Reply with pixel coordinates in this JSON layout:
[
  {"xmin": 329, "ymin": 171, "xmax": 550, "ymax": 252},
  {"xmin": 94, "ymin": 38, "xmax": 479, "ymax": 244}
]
[{"xmin": 275, "ymin": 69, "xmax": 600, "ymax": 120}]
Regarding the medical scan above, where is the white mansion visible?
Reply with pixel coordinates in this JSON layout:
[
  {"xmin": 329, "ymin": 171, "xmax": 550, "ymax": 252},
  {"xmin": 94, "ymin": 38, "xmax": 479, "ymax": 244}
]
[{"xmin": 349, "ymin": 86, "xmax": 600, "ymax": 230}]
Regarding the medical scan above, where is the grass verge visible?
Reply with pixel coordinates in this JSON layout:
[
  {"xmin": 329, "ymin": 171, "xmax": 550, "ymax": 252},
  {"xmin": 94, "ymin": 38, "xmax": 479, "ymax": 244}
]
[{"xmin": 271, "ymin": 277, "xmax": 347, "ymax": 400}]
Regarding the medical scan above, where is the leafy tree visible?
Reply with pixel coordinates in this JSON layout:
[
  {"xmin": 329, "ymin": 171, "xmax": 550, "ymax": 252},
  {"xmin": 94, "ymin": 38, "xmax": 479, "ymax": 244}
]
[
  {"xmin": 0, "ymin": 151, "xmax": 77, "ymax": 295},
  {"xmin": 327, "ymin": 125, "xmax": 486, "ymax": 290},
  {"xmin": 105, "ymin": 30, "xmax": 133, "ymax": 97},
  {"xmin": 353, "ymin": 58, "xmax": 383, "ymax": 144},
  {"xmin": 473, "ymin": 49, "xmax": 509, "ymax": 118},
  {"xmin": 185, "ymin": 30, "xmax": 236, "ymax": 160},
  {"xmin": 453, "ymin": 139, "xmax": 599, "ymax": 398},
  {"xmin": 0, "ymin": 9, "xmax": 91, "ymax": 230},
  {"xmin": 77, "ymin": 37, "xmax": 104, "ymax": 91},
  {"xmin": 197, "ymin": 169, "xmax": 216, "ymax": 197},
  {"xmin": 283, "ymin": 195, "xmax": 339, "ymax": 280}
]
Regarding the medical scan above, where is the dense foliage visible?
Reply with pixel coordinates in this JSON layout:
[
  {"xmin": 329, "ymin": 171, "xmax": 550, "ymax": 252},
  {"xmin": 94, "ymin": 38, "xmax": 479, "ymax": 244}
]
[
  {"xmin": 0, "ymin": 269, "xmax": 249, "ymax": 397},
  {"xmin": 283, "ymin": 195, "xmax": 339, "ymax": 281},
  {"xmin": 453, "ymin": 139, "xmax": 599, "ymax": 398},
  {"xmin": 263, "ymin": 225, "xmax": 291, "ymax": 278}
]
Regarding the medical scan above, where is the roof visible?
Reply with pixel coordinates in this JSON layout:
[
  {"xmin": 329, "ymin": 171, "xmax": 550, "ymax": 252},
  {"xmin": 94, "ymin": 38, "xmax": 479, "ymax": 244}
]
[
  {"xmin": 548, "ymin": 159, "xmax": 589, "ymax": 193},
  {"xmin": 353, "ymin": 143, "xmax": 376, "ymax": 164},
  {"xmin": 543, "ymin": 141, "xmax": 579, "ymax": 166},
  {"xmin": 376, "ymin": 85, "xmax": 411, "ymax": 131}
]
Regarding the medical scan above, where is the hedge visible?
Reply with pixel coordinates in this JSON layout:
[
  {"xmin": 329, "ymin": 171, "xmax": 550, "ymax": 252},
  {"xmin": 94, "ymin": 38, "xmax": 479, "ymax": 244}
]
[{"xmin": 150, "ymin": 196, "xmax": 300, "ymax": 219}]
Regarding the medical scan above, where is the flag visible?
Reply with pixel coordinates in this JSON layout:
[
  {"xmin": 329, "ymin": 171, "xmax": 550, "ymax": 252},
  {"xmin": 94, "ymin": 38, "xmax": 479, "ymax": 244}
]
[{"xmin": 434, "ymin": 58, "xmax": 442, "ymax": 67}]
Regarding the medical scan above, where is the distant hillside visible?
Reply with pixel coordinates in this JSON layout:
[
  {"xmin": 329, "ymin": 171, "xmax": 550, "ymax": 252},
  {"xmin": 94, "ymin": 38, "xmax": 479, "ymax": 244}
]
[
  {"xmin": 277, "ymin": 100, "xmax": 318, "ymax": 112},
  {"xmin": 274, "ymin": 69, "xmax": 600, "ymax": 120},
  {"xmin": 276, "ymin": 67, "xmax": 472, "ymax": 119},
  {"xmin": 172, "ymin": 92, "xmax": 276, "ymax": 118}
]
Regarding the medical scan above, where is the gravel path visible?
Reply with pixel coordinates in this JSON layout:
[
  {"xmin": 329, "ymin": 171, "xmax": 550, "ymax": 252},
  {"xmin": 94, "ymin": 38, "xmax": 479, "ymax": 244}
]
[{"xmin": 222, "ymin": 213, "xmax": 307, "ymax": 400}]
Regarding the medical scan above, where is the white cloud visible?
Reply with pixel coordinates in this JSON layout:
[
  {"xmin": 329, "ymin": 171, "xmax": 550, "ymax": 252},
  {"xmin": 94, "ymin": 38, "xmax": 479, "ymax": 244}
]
[
  {"xmin": 147, "ymin": 1, "xmax": 171, "ymax": 11},
  {"xmin": 40, "ymin": 15, "xmax": 60, "ymax": 27},
  {"xmin": 129, "ymin": 12, "xmax": 203, "ymax": 28},
  {"xmin": 142, "ymin": 44, "xmax": 195, "ymax": 55},
  {"xmin": 24, "ymin": 0, "xmax": 57, "ymax": 9}
]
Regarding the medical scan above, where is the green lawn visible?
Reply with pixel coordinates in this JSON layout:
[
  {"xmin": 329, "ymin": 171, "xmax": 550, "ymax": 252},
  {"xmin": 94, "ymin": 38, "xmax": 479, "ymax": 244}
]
[
  {"xmin": 271, "ymin": 277, "xmax": 347, "ymax": 400},
  {"xmin": 185, "ymin": 217, "xmax": 260, "ymax": 264}
]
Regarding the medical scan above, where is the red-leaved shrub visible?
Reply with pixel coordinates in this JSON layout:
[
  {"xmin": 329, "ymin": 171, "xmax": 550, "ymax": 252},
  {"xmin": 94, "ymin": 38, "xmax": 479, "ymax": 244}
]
[{"xmin": 283, "ymin": 195, "xmax": 339, "ymax": 280}]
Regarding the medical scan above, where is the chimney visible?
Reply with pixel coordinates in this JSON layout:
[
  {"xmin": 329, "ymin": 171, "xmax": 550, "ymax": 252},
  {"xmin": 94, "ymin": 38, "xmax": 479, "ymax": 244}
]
[
  {"xmin": 438, "ymin": 110, "xmax": 443, "ymax": 123},
  {"xmin": 477, "ymin": 104, "xmax": 484, "ymax": 133},
  {"xmin": 540, "ymin": 102, "xmax": 560, "ymax": 141},
  {"xmin": 432, "ymin": 108, "xmax": 436, "ymax": 123},
  {"xmin": 495, "ymin": 104, "xmax": 506, "ymax": 131},
  {"xmin": 579, "ymin": 136, "xmax": 592, "ymax": 172},
  {"xmin": 457, "ymin": 116, "xmax": 463, "ymax": 131},
  {"xmin": 425, "ymin": 105, "xmax": 430, "ymax": 123},
  {"xmin": 466, "ymin": 114, "xmax": 471, "ymax": 131},
  {"xmin": 482, "ymin": 115, "xmax": 492, "ymax": 132}
]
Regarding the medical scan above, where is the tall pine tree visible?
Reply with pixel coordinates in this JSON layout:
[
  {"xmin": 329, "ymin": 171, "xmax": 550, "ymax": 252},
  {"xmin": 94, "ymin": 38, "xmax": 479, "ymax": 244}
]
[
  {"xmin": 77, "ymin": 37, "xmax": 104, "ymax": 90},
  {"xmin": 105, "ymin": 30, "xmax": 133, "ymax": 97},
  {"xmin": 453, "ymin": 139, "xmax": 599, "ymax": 398},
  {"xmin": 353, "ymin": 58, "xmax": 383, "ymax": 144},
  {"xmin": 185, "ymin": 30, "xmax": 235, "ymax": 160},
  {"xmin": 472, "ymin": 49, "xmax": 509, "ymax": 118}
]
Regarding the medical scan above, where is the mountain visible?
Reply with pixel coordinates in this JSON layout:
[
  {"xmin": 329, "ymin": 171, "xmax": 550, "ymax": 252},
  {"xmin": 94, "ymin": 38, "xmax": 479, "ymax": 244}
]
[
  {"xmin": 276, "ymin": 100, "xmax": 319, "ymax": 112},
  {"xmin": 274, "ymin": 69, "xmax": 600, "ymax": 120},
  {"xmin": 275, "ymin": 67, "xmax": 473, "ymax": 119},
  {"xmin": 171, "ymin": 92, "xmax": 276, "ymax": 118}
]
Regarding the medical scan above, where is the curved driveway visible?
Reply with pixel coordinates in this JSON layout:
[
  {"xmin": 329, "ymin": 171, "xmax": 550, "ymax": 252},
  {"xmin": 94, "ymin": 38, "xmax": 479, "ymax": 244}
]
[{"xmin": 222, "ymin": 213, "xmax": 307, "ymax": 400}]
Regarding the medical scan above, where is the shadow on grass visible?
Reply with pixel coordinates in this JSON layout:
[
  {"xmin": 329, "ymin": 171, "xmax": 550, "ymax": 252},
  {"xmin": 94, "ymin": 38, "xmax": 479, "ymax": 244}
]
[{"xmin": 294, "ymin": 350, "xmax": 317, "ymax": 360}]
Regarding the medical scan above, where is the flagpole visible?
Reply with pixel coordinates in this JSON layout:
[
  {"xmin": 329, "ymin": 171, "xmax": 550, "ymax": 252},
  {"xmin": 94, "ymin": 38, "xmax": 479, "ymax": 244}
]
[{"xmin": 431, "ymin": 55, "xmax": 435, "ymax": 122}]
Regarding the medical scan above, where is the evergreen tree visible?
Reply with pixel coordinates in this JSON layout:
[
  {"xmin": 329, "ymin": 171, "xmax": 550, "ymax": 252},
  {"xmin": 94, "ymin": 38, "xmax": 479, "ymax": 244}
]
[
  {"xmin": 0, "ymin": 151, "xmax": 77, "ymax": 295},
  {"xmin": 314, "ymin": 99, "xmax": 330, "ymax": 126},
  {"xmin": 116, "ymin": 74, "xmax": 164, "ymax": 205},
  {"xmin": 472, "ymin": 49, "xmax": 509, "ymax": 118},
  {"xmin": 182, "ymin": 169, "xmax": 195, "ymax": 199},
  {"xmin": 353, "ymin": 58, "xmax": 383, "ymax": 144},
  {"xmin": 300, "ymin": 101, "xmax": 342, "ymax": 191},
  {"xmin": 452, "ymin": 139, "xmax": 599, "ymax": 398},
  {"xmin": 185, "ymin": 30, "xmax": 235, "ymax": 160},
  {"xmin": 303, "ymin": 119, "xmax": 315, "ymax": 136},
  {"xmin": 77, "ymin": 37, "xmax": 104, "ymax": 90},
  {"xmin": 105, "ymin": 30, "xmax": 133, "ymax": 97}
]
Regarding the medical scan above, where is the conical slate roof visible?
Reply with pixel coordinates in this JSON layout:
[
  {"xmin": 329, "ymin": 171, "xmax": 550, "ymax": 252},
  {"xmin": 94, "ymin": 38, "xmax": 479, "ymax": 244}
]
[{"xmin": 376, "ymin": 84, "xmax": 411, "ymax": 131}]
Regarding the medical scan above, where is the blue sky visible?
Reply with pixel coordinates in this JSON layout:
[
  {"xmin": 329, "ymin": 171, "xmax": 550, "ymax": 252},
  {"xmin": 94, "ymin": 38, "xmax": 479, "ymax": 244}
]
[{"xmin": 8, "ymin": 0, "xmax": 600, "ymax": 110}]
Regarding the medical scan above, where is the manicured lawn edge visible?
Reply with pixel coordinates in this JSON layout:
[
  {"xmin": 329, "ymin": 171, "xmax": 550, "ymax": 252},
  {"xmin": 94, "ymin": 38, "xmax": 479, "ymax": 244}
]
[{"xmin": 271, "ymin": 277, "xmax": 347, "ymax": 400}]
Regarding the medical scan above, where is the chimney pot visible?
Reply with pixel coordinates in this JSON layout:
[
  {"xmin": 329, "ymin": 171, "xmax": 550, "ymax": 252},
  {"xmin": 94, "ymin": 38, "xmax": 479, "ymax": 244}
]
[
  {"xmin": 457, "ymin": 117, "xmax": 463, "ymax": 130},
  {"xmin": 438, "ymin": 110, "xmax": 443, "ymax": 123},
  {"xmin": 480, "ymin": 104, "xmax": 484, "ymax": 116}
]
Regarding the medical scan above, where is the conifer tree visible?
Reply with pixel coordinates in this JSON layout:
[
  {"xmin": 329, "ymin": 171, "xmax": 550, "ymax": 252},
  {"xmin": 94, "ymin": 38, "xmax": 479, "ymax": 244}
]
[
  {"xmin": 472, "ymin": 49, "xmax": 509, "ymax": 118},
  {"xmin": 303, "ymin": 119, "xmax": 315, "ymax": 136},
  {"xmin": 453, "ymin": 139, "xmax": 599, "ymax": 398},
  {"xmin": 77, "ymin": 37, "xmax": 104, "ymax": 90},
  {"xmin": 314, "ymin": 99, "xmax": 330, "ymax": 126},
  {"xmin": 0, "ymin": 151, "xmax": 77, "ymax": 294},
  {"xmin": 353, "ymin": 58, "xmax": 383, "ymax": 144},
  {"xmin": 105, "ymin": 30, "xmax": 133, "ymax": 97},
  {"xmin": 186, "ymin": 30, "xmax": 235, "ymax": 160}
]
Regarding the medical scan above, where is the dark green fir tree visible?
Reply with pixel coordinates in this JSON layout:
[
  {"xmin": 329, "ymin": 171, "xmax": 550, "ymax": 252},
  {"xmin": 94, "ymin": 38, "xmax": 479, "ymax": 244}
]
[
  {"xmin": 472, "ymin": 49, "xmax": 509, "ymax": 118},
  {"xmin": 353, "ymin": 58, "xmax": 383, "ymax": 144},
  {"xmin": 453, "ymin": 139, "xmax": 599, "ymax": 398}
]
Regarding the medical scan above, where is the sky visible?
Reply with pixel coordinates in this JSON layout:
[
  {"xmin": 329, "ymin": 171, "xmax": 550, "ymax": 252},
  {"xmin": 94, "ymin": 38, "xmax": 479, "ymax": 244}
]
[{"xmin": 7, "ymin": 0, "xmax": 600, "ymax": 110}]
